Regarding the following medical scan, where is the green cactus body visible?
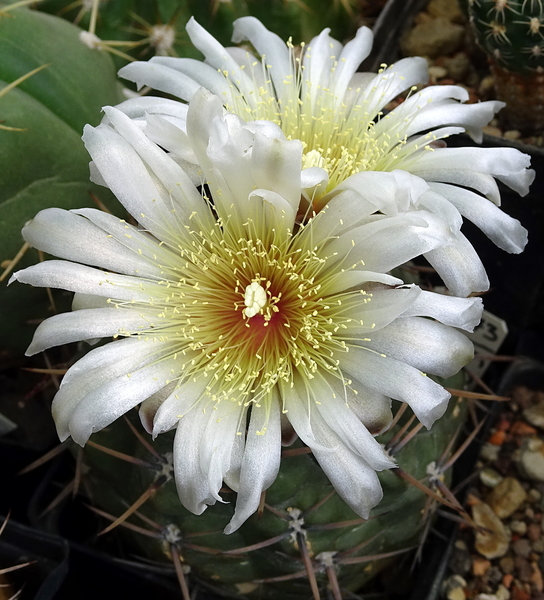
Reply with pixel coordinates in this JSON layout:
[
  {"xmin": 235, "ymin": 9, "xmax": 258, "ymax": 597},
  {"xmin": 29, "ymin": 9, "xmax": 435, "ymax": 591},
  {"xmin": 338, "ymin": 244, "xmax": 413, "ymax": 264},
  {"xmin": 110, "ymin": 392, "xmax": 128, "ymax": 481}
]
[
  {"xmin": 36, "ymin": 0, "xmax": 360, "ymax": 68},
  {"xmin": 464, "ymin": 0, "xmax": 544, "ymax": 132},
  {"xmin": 80, "ymin": 376, "xmax": 467, "ymax": 599}
]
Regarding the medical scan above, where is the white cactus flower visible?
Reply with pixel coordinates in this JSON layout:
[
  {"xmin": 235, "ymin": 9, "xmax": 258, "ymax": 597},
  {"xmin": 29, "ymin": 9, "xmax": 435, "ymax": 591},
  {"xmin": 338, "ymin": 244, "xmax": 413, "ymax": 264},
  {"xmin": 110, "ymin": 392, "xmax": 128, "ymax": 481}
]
[
  {"xmin": 117, "ymin": 16, "xmax": 534, "ymax": 297},
  {"xmin": 11, "ymin": 89, "xmax": 482, "ymax": 533}
]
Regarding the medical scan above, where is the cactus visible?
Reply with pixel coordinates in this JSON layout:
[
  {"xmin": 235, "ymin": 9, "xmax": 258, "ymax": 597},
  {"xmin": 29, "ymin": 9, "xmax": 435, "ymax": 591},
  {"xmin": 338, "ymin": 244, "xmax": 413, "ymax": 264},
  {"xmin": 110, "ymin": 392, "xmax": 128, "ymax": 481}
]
[
  {"xmin": 70, "ymin": 375, "xmax": 472, "ymax": 599},
  {"xmin": 0, "ymin": 3, "xmax": 123, "ymax": 352},
  {"xmin": 35, "ymin": 0, "xmax": 361, "ymax": 67},
  {"xmin": 463, "ymin": 0, "xmax": 544, "ymax": 133}
]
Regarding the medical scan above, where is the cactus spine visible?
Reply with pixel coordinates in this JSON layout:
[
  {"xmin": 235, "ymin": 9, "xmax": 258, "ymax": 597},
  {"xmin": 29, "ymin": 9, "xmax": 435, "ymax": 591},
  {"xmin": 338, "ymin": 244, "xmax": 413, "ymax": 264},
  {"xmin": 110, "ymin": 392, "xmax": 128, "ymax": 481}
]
[
  {"xmin": 35, "ymin": 0, "xmax": 361, "ymax": 66},
  {"xmin": 78, "ymin": 378, "xmax": 470, "ymax": 600}
]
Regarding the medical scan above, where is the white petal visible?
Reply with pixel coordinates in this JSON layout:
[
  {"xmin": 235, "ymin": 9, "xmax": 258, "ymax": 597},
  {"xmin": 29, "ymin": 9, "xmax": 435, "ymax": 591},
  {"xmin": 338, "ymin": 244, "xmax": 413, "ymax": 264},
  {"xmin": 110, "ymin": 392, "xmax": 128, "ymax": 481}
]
[
  {"xmin": 417, "ymin": 189, "xmax": 463, "ymax": 231},
  {"xmin": 326, "ymin": 212, "xmax": 450, "ymax": 274},
  {"xmin": 227, "ymin": 47, "xmax": 266, "ymax": 88},
  {"xmin": 82, "ymin": 123, "xmax": 179, "ymax": 241},
  {"xmin": 187, "ymin": 89, "xmax": 302, "ymax": 225},
  {"xmin": 232, "ymin": 17, "xmax": 291, "ymax": 105},
  {"xmin": 185, "ymin": 17, "xmax": 257, "ymax": 105},
  {"xmin": 99, "ymin": 106, "xmax": 210, "ymax": 225},
  {"xmin": 332, "ymin": 26, "xmax": 373, "ymax": 101},
  {"xmin": 400, "ymin": 147, "xmax": 534, "ymax": 202},
  {"xmin": 301, "ymin": 167, "xmax": 329, "ymax": 201},
  {"xmin": 329, "ymin": 377, "xmax": 393, "ymax": 435},
  {"xmin": 10, "ymin": 260, "xmax": 161, "ymax": 303},
  {"xmin": 429, "ymin": 182, "xmax": 528, "ymax": 253},
  {"xmin": 200, "ymin": 401, "xmax": 245, "ymax": 503},
  {"xmin": 224, "ymin": 397, "xmax": 282, "ymax": 533},
  {"xmin": 424, "ymin": 233, "xmax": 490, "ymax": 297},
  {"xmin": 70, "ymin": 296, "xmax": 111, "ymax": 326},
  {"xmin": 139, "ymin": 382, "xmax": 177, "ymax": 434},
  {"xmin": 149, "ymin": 56, "xmax": 232, "ymax": 99},
  {"xmin": 26, "ymin": 308, "xmax": 153, "ymax": 356},
  {"xmin": 402, "ymin": 290, "xmax": 483, "ymax": 332},
  {"xmin": 359, "ymin": 316, "xmax": 474, "ymax": 378},
  {"xmin": 111, "ymin": 95, "xmax": 189, "ymax": 123},
  {"xmin": 343, "ymin": 286, "xmax": 422, "ymax": 333},
  {"xmin": 302, "ymin": 28, "xmax": 343, "ymax": 110},
  {"xmin": 68, "ymin": 355, "xmax": 180, "ymax": 445},
  {"xmin": 248, "ymin": 189, "xmax": 296, "ymax": 236},
  {"xmin": 21, "ymin": 208, "xmax": 163, "ymax": 278},
  {"xmin": 327, "ymin": 169, "xmax": 429, "ymax": 215},
  {"xmin": 280, "ymin": 379, "xmax": 335, "ymax": 453},
  {"xmin": 152, "ymin": 373, "xmax": 213, "ymax": 436},
  {"xmin": 71, "ymin": 210, "xmax": 179, "ymax": 279},
  {"xmin": 339, "ymin": 346, "xmax": 450, "ymax": 428},
  {"xmin": 52, "ymin": 338, "xmax": 157, "ymax": 439},
  {"xmin": 173, "ymin": 404, "xmax": 219, "ymax": 515},
  {"xmin": 357, "ymin": 57, "xmax": 429, "ymax": 117},
  {"xmin": 286, "ymin": 377, "xmax": 386, "ymax": 519},
  {"xmin": 372, "ymin": 84, "xmax": 469, "ymax": 138},
  {"xmin": 118, "ymin": 61, "xmax": 202, "ymax": 102},
  {"xmin": 311, "ymin": 436, "xmax": 384, "ymax": 519},
  {"xmin": 324, "ymin": 270, "xmax": 403, "ymax": 294},
  {"xmin": 407, "ymin": 100, "xmax": 503, "ymax": 142},
  {"xmin": 249, "ymin": 131, "xmax": 302, "ymax": 214},
  {"xmin": 309, "ymin": 189, "xmax": 379, "ymax": 242},
  {"xmin": 143, "ymin": 114, "xmax": 195, "ymax": 162},
  {"xmin": 312, "ymin": 376, "xmax": 395, "ymax": 469}
]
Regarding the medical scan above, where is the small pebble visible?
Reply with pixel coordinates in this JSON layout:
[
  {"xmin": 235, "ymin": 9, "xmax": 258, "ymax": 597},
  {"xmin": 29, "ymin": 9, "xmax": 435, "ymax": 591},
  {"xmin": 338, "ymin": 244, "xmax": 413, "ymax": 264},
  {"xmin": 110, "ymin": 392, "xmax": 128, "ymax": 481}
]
[
  {"xmin": 529, "ymin": 488, "xmax": 542, "ymax": 502},
  {"xmin": 533, "ymin": 539, "xmax": 544, "ymax": 553},
  {"xmin": 475, "ymin": 595, "xmax": 498, "ymax": 600},
  {"xmin": 443, "ymin": 52, "xmax": 471, "ymax": 80},
  {"xmin": 487, "ymin": 478, "xmax": 528, "ymax": 519},
  {"xmin": 511, "ymin": 587, "xmax": 531, "ymax": 600},
  {"xmin": 481, "ymin": 442, "xmax": 502, "ymax": 461},
  {"xmin": 523, "ymin": 404, "xmax": 544, "ymax": 430},
  {"xmin": 489, "ymin": 566, "xmax": 504, "ymax": 585},
  {"xmin": 481, "ymin": 468, "xmax": 504, "ymax": 488},
  {"xmin": 514, "ymin": 556, "xmax": 534, "ymax": 581},
  {"xmin": 482, "ymin": 125, "xmax": 503, "ymax": 137},
  {"xmin": 428, "ymin": 65, "xmax": 448, "ymax": 81},
  {"xmin": 511, "ymin": 422, "xmax": 538, "ymax": 437},
  {"xmin": 442, "ymin": 574, "xmax": 467, "ymax": 600},
  {"xmin": 500, "ymin": 556, "xmax": 515, "ymax": 574},
  {"xmin": 478, "ymin": 75, "xmax": 495, "ymax": 98},
  {"xmin": 473, "ymin": 556, "xmax": 492, "ymax": 576},
  {"xmin": 527, "ymin": 522, "xmax": 541, "ymax": 541},
  {"xmin": 512, "ymin": 387, "xmax": 537, "ymax": 410},
  {"xmin": 517, "ymin": 439, "xmax": 544, "ymax": 482},
  {"xmin": 473, "ymin": 501, "xmax": 510, "ymax": 559},
  {"xmin": 456, "ymin": 539, "xmax": 469, "ymax": 551},
  {"xmin": 450, "ymin": 546, "xmax": 472, "ymax": 576},
  {"xmin": 496, "ymin": 584, "xmax": 511, "ymax": 600},
  {"xmin": 510, "ymin": 520, "xmax": 527, "ymax": 535},
  {"xmin": 533, "ymin": 563, "xmax": 544, "ymax": 592},
  {"xmin": 400, "ymin": 17, "xmax": 465, "ymax": 58},
  {"xmin": 513, "ymin": 539, "xmax": 533, "ymax": 558},
  {"xmin": 503, "ymin": 130, "xmax": 522, "ymax": 140}
]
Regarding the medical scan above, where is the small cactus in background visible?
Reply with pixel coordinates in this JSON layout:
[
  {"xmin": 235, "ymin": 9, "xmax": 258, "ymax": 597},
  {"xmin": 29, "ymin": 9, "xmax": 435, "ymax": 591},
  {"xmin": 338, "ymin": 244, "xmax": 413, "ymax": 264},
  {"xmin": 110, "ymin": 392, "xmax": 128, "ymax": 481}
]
[{"xmin": 463, "ymin": 0, "xmax": 544, "ymax": 133}]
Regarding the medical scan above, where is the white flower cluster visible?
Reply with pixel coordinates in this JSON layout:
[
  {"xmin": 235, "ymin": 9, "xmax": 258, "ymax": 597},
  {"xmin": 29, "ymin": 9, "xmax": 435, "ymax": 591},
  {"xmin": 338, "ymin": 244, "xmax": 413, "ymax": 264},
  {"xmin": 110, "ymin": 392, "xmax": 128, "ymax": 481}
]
[{"xmin": 12, "ymin": 18, "xmax": 533, "ymax": 533}]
